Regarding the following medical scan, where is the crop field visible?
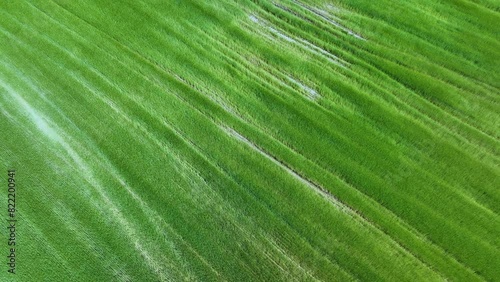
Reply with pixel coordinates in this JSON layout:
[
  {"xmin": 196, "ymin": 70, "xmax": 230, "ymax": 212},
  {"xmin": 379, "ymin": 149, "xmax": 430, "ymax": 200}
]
[{"xmin": 0, "ymin": 0, "xmax": 499, "ymax": 281}]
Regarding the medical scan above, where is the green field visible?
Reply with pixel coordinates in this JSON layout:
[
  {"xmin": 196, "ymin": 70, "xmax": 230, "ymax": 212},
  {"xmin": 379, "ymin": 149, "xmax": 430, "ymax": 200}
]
[{"xmin": 1, "ymin": 0, "xmax": 499, "ymax": 281}]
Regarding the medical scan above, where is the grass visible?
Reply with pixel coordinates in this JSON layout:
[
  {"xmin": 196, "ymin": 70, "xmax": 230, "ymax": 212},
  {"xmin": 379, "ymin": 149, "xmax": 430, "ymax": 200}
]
[{"xmin": 0, "ymin": 0, "xmax": 499, "ymax": 281}]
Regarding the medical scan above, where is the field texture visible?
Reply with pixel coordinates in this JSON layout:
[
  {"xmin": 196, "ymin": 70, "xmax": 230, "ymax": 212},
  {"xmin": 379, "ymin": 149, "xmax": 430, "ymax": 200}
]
[{"xmin": 1, "ymin": 0, "xmax": 499, "ymax": 281}]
